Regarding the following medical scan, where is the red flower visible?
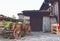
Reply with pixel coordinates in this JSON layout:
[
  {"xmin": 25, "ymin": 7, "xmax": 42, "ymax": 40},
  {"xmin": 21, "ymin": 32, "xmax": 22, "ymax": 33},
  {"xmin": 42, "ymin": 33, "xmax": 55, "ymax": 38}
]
[{"xmin": 58, "ymin": 24, "xmax": 60, "ymax": 29}]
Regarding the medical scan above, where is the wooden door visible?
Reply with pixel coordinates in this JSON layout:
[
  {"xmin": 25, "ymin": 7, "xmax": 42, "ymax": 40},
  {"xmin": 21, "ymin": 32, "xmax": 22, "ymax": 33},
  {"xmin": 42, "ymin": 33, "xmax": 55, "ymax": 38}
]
[{"xmin": 43, "ymin": 17, "xmax": 51, "ymax": 32}]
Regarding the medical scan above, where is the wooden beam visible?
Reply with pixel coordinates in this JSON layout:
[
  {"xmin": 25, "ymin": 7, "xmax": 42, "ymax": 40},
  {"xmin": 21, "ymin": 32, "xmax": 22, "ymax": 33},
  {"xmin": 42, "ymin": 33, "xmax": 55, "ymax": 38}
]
[{"xmin": 49, "ymin": 0, "xmax": 58, "ymax": 2}]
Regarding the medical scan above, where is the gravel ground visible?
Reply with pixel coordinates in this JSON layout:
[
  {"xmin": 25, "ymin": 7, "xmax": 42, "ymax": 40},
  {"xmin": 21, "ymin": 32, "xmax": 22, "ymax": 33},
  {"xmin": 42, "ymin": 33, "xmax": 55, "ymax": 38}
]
[{"xmin": 0, "ymin": 32, "xmax": 60, "ymax": 41}]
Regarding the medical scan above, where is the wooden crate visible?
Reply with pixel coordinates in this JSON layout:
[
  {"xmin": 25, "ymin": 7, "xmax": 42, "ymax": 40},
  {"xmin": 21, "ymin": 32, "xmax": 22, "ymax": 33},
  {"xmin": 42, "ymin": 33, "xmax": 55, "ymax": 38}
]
[
  {"xmin": 0, "ymin": 26, "xmax": 5, "ymax": 34},
  {"xmin": 51, "ymin": 24, "xmax": 58, "ymax": 34},
  {"xmin": 51, "ymin": 24, "xmax": 60, "ymax": 36},
  {"xmin": 57, "ymin": 29, "xmax": 60, "ymax": 36}
]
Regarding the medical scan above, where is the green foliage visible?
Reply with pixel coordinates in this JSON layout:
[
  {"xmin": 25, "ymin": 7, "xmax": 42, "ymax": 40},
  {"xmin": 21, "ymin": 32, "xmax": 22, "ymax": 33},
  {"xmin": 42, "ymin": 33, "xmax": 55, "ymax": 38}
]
[
  {"xmin": 12, "ymin": 15, "xmax": 16, "ymax": 19},
  {"xmin": 21, "ymin": 31, "xmax": 25, "ymax": 37}
]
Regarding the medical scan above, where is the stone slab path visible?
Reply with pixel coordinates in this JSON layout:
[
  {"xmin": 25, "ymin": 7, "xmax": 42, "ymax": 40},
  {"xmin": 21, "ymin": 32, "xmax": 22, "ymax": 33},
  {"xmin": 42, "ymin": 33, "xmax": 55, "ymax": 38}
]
[{"xmin": 0, "ymin": 32, "xmax": 60, "ymax": 41}]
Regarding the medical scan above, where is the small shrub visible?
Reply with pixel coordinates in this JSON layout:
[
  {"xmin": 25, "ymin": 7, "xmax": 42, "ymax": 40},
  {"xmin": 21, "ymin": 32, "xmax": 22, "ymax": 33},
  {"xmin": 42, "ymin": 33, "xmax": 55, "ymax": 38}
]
[{"xmin": 21, "ymin": 31, "xmax": 25, "ymax": 37}]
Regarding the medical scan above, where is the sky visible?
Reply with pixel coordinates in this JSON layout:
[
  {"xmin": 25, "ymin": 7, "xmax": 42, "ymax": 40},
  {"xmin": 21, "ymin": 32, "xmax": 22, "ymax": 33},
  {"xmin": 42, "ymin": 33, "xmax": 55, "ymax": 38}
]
[{"xmin": 0, "ymin": 0, "xmax": 44, "ymax": 19}]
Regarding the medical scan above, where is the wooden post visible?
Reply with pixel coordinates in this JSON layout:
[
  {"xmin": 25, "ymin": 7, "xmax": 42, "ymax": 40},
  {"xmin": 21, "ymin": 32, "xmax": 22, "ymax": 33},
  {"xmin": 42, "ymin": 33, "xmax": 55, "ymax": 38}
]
[{"xmin": 58, "ymin": 0, "xmax": 60, "ymax": 24}]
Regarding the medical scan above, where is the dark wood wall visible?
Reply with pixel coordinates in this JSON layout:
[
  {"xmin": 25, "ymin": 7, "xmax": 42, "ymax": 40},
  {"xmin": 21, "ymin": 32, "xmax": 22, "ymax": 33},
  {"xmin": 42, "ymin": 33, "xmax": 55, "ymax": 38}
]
[
  {"xmin": 23, "ymin": 11, "xmax": 50, "ymax": 31},
  {"xmin": 30, "ymin": 16, "xmax": 42, "ymax": 31}
]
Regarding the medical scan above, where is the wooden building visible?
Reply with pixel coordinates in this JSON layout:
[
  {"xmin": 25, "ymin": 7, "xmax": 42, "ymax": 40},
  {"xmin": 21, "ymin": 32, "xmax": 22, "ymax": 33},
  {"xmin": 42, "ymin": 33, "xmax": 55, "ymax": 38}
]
[
  {"xmin": 18, "ymin": 0, "xmax": 60, "ymax": 32},
  {"xmin": 40, "ymin": 0, "xmax": 59, "ymax": 32},
  {"xmin": 0, "ymin": 15, "xmax": 19, "ymax": 22},
  {"xmin": 18, "ymin": 10, "xmax": 50, "ymax": 32},
  {"xmin": 41, "ymin": 0, "xmax": 59, "ymax": 24}
]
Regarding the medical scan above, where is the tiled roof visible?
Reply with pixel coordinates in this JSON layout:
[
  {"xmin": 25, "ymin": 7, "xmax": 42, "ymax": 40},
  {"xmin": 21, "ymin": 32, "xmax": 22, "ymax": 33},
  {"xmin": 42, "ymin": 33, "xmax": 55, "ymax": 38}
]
[{"xmin": 40, "ymin": 0, "xmax": 58, "ymax": 10}]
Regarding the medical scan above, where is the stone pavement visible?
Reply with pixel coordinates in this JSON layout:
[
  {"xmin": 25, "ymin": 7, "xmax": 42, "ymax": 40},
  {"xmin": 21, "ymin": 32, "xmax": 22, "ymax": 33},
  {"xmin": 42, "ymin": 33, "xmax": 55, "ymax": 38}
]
[{"xmin": 0, "ymin": 32, "xmax": 60, "ymax": 41}]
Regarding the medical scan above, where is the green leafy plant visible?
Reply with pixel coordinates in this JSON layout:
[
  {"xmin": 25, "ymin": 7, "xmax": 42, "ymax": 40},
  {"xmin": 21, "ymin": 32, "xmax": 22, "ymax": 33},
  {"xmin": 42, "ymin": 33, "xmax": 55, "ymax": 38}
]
[{"xmin": 21, "ymin": 31, "xmax": 25, "ymax": 37}]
